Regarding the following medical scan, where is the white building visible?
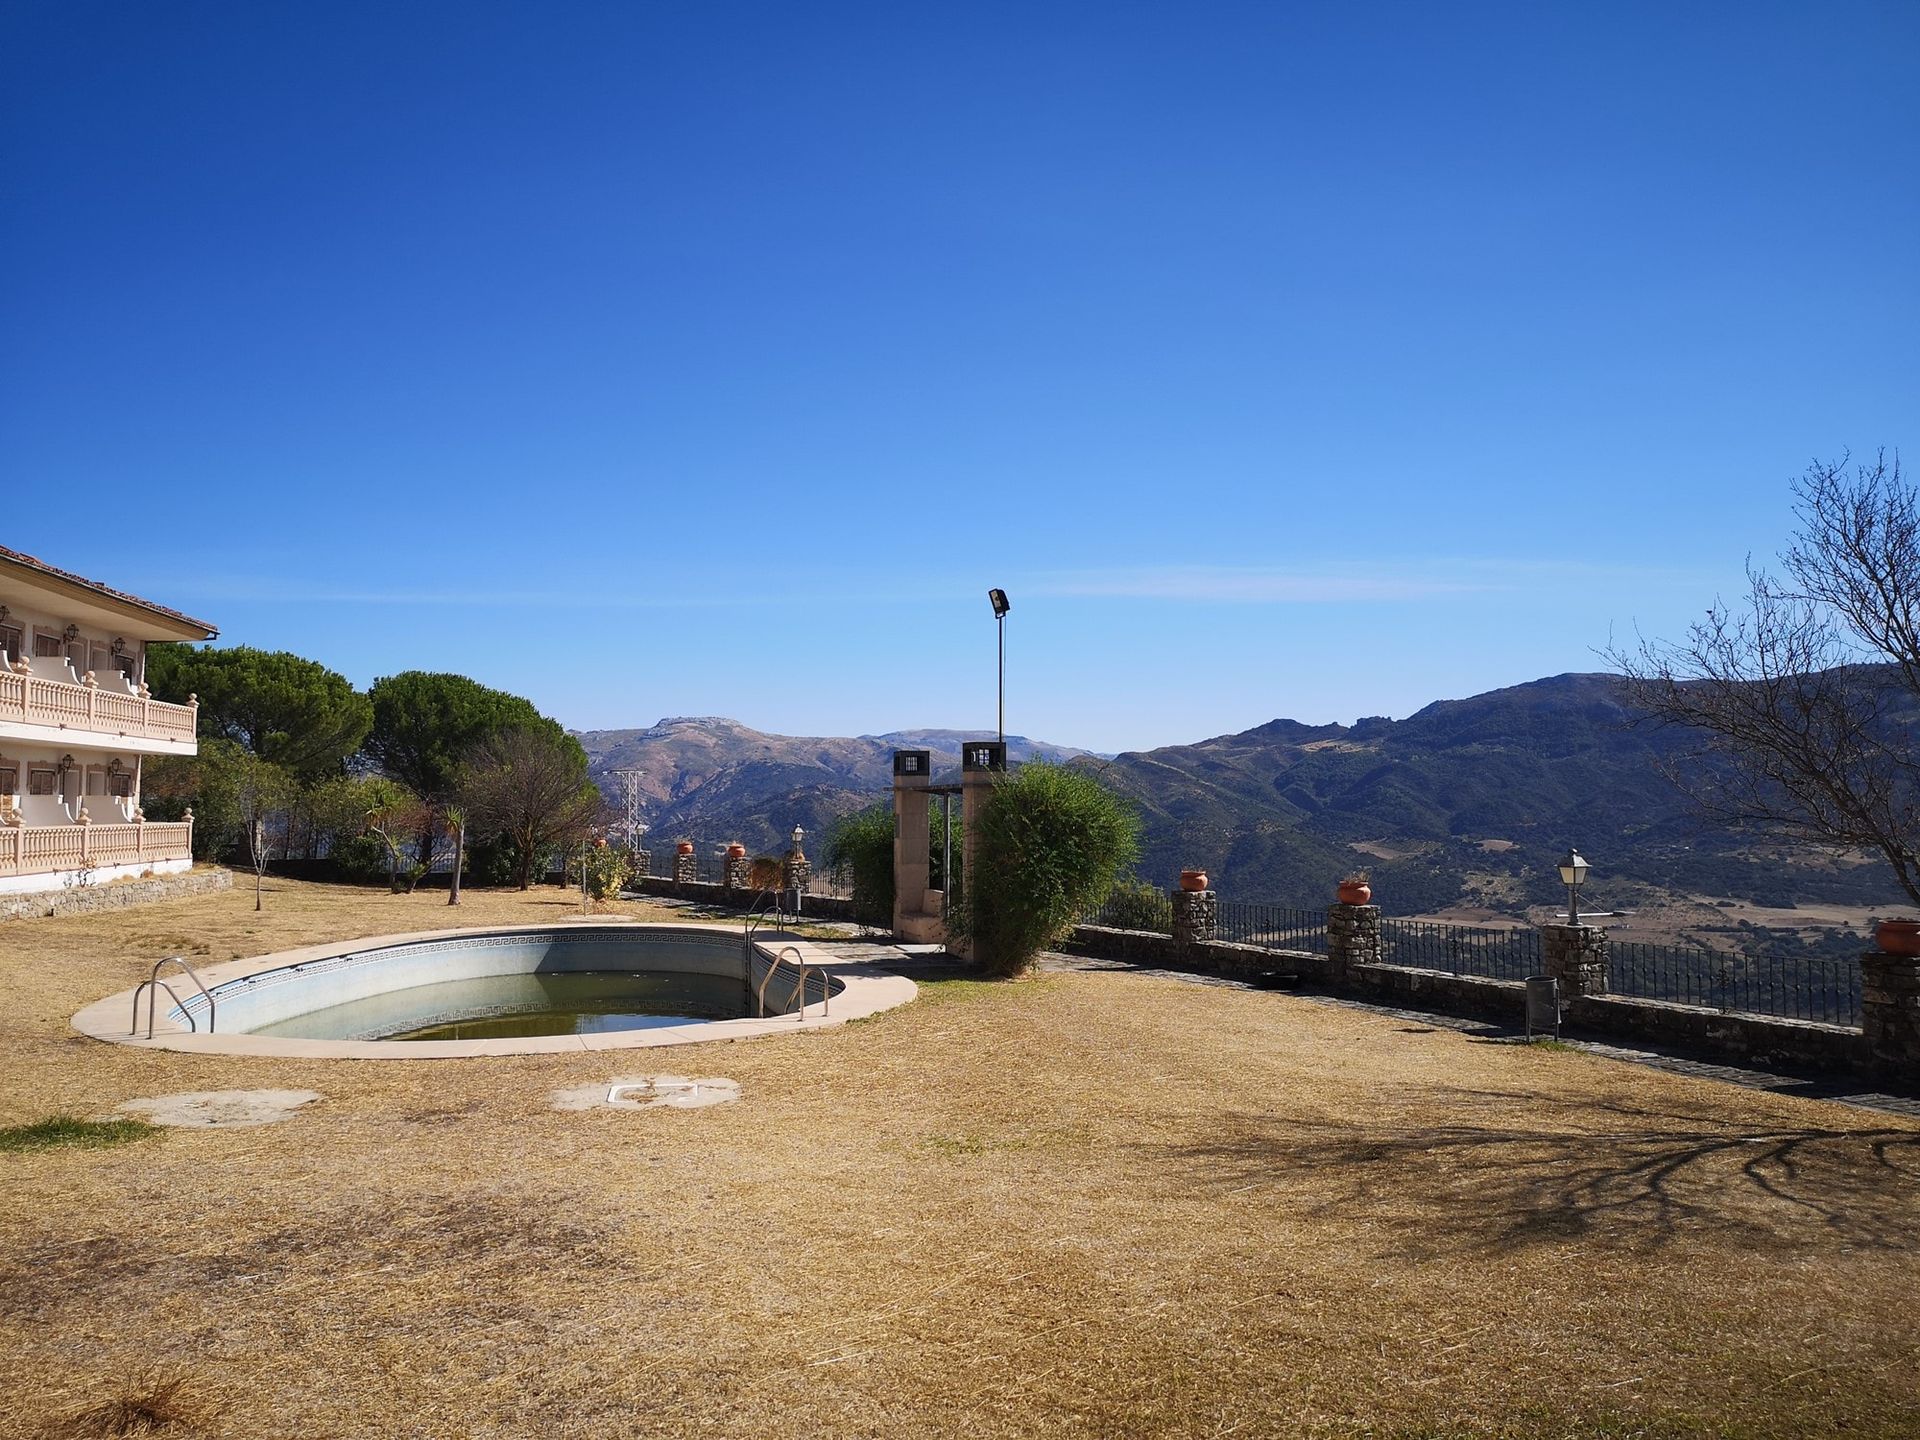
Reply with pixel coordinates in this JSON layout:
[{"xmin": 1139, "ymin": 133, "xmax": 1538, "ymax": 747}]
[{"xmin": 0, "ymin": 544, "xmax": 216, "ymax": 893}]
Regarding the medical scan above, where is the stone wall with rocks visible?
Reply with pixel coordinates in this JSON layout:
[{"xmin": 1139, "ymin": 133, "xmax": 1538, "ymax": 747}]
[
  {"xmin": 625, "ymin": 873, "xmax": 858, "ymax": 924},
  {"xmin": 1065, "ymin": 913, "xmax": 1894, "ymax": 1080},
  {"xmin": 0, "ymin": 866, "xmax": 233, "ymax": 923}
]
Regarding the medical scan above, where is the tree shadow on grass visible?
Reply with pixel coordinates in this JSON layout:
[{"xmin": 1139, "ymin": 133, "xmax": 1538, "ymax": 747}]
[{"xmin": 1154, "ymin": 1095, "xmax": 1920, "ymax": 1257}]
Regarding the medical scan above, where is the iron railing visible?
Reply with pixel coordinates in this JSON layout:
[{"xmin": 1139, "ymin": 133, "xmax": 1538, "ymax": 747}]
[
  {"xmin": 1607, "ymin": 940, "xmax": 1862, "ymax": 1027},
  {"xmin": 1076, "ymin": 890, "xmax": 1174, "ymax": 934},
  {"xmin": 1215, "ymin": 900, "xmax": 1328, "ymax": 955},
  {"xmin": 1378, "ymin": 919, "xmax": 1541, "ymax": 981}
]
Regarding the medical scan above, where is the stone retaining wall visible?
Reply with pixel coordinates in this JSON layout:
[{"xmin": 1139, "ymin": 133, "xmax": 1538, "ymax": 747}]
[
  {"xmin": 0, "ymin": 866, "xmax": 233, "ymax": 923},
  {"xmin": 1065, "ymin": 921, "xmax": 1878, "ymax": 1077}
]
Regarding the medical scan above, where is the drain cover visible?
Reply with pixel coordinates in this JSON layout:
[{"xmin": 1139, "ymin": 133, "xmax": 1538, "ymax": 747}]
[{"xmin": 551, "ymin": 1075, "xmax": 740, "ymax": 1112}]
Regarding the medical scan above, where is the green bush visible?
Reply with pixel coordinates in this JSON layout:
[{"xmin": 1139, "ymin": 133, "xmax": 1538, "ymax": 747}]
[
  {"xmin": 583, "ymin": 845, "xmax": 634, "ymax": 901},
  {"xmin": 951, "ymin": 762, "xmax": 1142, "ymax": 976},
  {"xmin": 1102, "ymin": 877, "xmax": 1172, "ymax": 933},
  {"xmin": 330, "ymin": 832, "xmax": 392, "ymax": 885},
  {"xmin": 827, "ymin": 804, "xmax": 896, "ymax": 929}
]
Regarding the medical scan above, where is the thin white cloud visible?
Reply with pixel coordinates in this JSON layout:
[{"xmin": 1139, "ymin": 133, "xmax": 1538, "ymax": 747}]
[{"xmin": 1029, "ymin": 565, "xmax": 1492, "ymax": 603}]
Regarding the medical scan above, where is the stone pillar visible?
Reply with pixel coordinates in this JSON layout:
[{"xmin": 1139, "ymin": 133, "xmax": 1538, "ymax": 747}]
[
  {"xmin": 1541, "ymin": 923, "xmax": 1609, "ymax": 998},
  {"xmin": 782, "ymin": 846, "xmax": 811, "ymax": 897},
  {"xmin": 671, "ymin": 847, "xmax": 697, "ymax": 886},
  {"xmin": 633, "ymin": 849, "xmax": 652, "ymax": 880},
  {"xmin": 1172, "ymin": 887, "xmax": 1216, "ymax": 950},
  {"xmin": 1327, "ymin": 903, "xmax": 1382, "ymax": 980},
  {"xmin": 1861, "ymin": 951, "xmax": 1920, "ymax": 1078},
  {"xmin": 955, "ymin": 740, "xmax": 1007, "ymax": 961},
  {"xmin": 722, "ymin": 849, "xmax": 750, "ymax": 894},
  {"xmin": 892, "ymin": 750, "xmax": 932, "ymax": 937}
]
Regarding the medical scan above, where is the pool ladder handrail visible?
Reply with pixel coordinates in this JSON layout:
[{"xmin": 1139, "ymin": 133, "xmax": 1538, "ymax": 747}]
[
  {"xmin": 742, "ymin": 885, "xmax": 794, "ymax": 951},
  {"xmin": 755, "ymin": 944, "xmax": 830, "ymax": 1021},
  {"xmin": 130, "ymin": 956, "xmax": 216, "ymax": 1038}
]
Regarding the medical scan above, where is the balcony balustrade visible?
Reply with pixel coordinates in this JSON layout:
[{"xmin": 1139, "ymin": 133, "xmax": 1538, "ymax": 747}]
[
  {"xmin": 0, "ymin": 665, "xmax": 197, "ymax": 744},
  {"xmin": 0, "ymin": 817, "xmax": 194, "ymax": 876}
]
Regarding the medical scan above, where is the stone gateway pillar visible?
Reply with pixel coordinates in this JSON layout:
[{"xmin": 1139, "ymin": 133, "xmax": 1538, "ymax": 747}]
[
  {"xmin": 892, "ymin": 750, "xmax": 939, "ymax": 942},
  {"xmin": 954, "ymin": 740, "xmax": 1007, "ymax": 962}
]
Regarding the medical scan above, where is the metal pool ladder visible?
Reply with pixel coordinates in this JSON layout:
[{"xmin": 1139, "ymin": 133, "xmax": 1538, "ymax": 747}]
[
  {"xmin": 130, "ymin": 956, "xmax": 216, "ymax": 1038},
  {"xmin": 755, "ymin": 944, "xmax": 830, "ymax": 1021}
]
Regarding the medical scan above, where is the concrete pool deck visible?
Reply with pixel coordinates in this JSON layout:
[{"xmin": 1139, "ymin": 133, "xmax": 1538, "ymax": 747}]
[{"xmin": 70, "ymin": 917, "xmax": 917, "ymax": 1059}]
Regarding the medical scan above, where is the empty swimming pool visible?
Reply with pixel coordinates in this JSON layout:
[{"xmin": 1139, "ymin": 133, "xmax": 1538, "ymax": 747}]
[{"xmin": 73, "ymin": 922, "xmax": 918, "ymax": 1059}]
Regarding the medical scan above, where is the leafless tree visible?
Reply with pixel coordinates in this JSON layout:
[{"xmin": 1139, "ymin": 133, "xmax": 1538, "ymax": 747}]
[
  {"xmin": 1610, "ymin": 451, "xmax": 1920, "ymax": 904},
  {"xmin": 458, "ymin": 727, "xmax": 601, "ymax": 889}
]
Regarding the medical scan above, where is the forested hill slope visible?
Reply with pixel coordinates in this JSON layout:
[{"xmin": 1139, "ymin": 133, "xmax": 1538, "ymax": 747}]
[{"xmin": 1085, "ymin": 673, "xmax": 1900, "ymax": 914}]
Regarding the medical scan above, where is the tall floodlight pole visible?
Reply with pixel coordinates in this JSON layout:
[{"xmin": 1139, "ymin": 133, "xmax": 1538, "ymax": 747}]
[
  {"xmin": 612, "ymin": 768, "xmax": 646, "ymax": 851},
  {"xmin": 987, "ymin": 588, "xmax": 1010, "ymax": 746}
]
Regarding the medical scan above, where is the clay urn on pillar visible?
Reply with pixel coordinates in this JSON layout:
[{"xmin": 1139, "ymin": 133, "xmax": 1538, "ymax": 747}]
[
  {"xmin": 1179, "ymin": 869, "xmax": 1209, "ymax": 892},
  {"xmin": 1875, "ymin": 918, "xmax": 1920, "ymax": 956},
  {"xmin": 725, "ymin": 842, "xmax": 747, "ymax": 859},
  {"xmin": 1336, "ymin": 873, "xmax": 1373, "ymax": 906},
  {"xmin": 675, "ymin": 840, "xmax": 694, "ymax": 856}
]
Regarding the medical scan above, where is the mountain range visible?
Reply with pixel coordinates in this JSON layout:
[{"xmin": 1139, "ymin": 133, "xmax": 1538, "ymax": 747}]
[{"xmin": 575, "ymin": 676, "xmax": 1903, "ymax": 916}]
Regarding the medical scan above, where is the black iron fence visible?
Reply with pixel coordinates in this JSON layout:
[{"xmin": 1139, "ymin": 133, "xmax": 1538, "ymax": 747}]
[
  {"xmin": 1215, "ymin": 900, "xmax": 1328, "ymax": 955},
  {"xmin": 1608, "ymin": 940, "xmax": 1862, "ymax": 1027},
  {"xmin": 1379, "ymin": 918, "xmax": 1541, "ymax": 981},
  {"xmin": 1077, "ymin": 890, "xmax": 1173, "ymax": 933}
]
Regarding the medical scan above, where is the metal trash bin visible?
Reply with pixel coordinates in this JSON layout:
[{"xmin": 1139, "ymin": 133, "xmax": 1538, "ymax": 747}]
[{"xmin": 1525, "ymin": 975, "xmax": 1560, "ymax": 1040}]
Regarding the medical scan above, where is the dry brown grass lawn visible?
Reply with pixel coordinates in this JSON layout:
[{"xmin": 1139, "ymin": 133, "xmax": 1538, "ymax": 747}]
[{"xmin": 2, "ymin": 877, "xmax": 1918, "ymax": 1438}]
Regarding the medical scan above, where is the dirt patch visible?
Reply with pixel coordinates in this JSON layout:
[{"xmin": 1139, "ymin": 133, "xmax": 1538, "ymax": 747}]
[{"xmin": 112, "ymin": 1090, "xmax": 323, "ymax": 1129}]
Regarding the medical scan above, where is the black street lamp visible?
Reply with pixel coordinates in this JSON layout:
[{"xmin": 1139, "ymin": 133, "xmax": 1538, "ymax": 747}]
[
  {"xmin": 987, "ymin": 588, "xmax": 1010, "ymax": 745},
  {"xmin": 1558, "ymin": 848, "xmax": 1590, "ymax": 926}
]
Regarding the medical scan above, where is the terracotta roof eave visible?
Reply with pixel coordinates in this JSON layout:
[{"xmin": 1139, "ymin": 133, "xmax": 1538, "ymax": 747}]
[{"xmin": 0, "ymin": 544, "xmax": 219, "ymax": 639}]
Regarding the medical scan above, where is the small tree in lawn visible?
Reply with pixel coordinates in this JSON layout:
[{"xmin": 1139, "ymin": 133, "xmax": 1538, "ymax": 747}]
[
  {"xmin": 443, "ymin": 805, "xmax": 466, "ymax": 906},
  {"xmin": 363, "ymin": 781, "xmax": 430, "ymax": 894},
  {"xmin": 170, "ymin": 739, "xmax": 295, "ymax": 907},
  {"xmin": 457, "ymin": 727, "xmax": 602, "ymax": 890},
  {"xmin": 949, "ymin": 762, "xmax": 1142, "ymax": 977}
]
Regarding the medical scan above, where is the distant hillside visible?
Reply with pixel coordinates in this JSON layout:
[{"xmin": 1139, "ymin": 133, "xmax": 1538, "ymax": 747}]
[
  {"xmin": 575, "ymin": 681, "xmax": 1906, "ymax": 918},
  {"xmin": 573, "ymin": 718, "xmax": 1087, "ymax": 855},
  {"xmin": 1087, "ymin": 672, "xmax": 1902, "ymax": 914}
]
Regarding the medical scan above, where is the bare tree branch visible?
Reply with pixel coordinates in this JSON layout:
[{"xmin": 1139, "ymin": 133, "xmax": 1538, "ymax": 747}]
[{"xmin": 1607, "ymin": 453, "xmax": 1920, "ymax": 907}]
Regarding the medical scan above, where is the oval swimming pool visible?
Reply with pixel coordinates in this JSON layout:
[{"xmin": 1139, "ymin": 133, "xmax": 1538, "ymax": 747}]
[
  {"xmin": 72, "ymin": 923, "xmax": 916, "ymax": 1059},
  {"xmin": 204, "ymin": 926, "xmax": 804, "ymax": 1042}
]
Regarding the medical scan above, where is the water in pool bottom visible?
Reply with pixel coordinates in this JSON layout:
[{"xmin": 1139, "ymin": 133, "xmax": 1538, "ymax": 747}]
[{"xmin": 248, "ymin": 970, "xmax": 752, "ymax": 1042}]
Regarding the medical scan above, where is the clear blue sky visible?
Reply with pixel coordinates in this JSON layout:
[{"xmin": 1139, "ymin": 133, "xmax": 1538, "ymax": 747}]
[{"xmin": 3, "ymin": 2, "xmax": 1914, "ymax": 753}]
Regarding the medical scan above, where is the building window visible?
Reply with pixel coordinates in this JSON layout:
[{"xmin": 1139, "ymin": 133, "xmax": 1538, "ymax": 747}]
[
  {"xmin": 0, "ymin": 625, "xmax": 19, "ymax": 663},
  {"xmin": 0, "ymin": 767, "xmax": 15, "ymax": 794},
  {"xmin": 28, "ymin": 769, "xmax": 57, "ymax": 796},
  {"xmin": 109, "ymin": 770, "xmax": 133, "ymax": 798},
  {"xmin": 114, "ymin": 654, "xmax": 136, "ymax": 679},
  {"xmin": 32, "ymin": 632, "xmax": 62, "ymax": 659}
]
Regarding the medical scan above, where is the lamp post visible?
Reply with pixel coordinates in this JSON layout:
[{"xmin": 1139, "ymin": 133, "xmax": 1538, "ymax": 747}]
[
  {"xmin": 1558, "ymin": 847, "xmax": 1590, "ymax": 927},
  {"xmin": 987, "ymin": 588, "xmax": 1010, "ymax": 746}
]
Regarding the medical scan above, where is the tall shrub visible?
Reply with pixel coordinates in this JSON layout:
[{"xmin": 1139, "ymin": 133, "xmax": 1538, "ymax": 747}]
[
  {"xmin": 826, "ymin": 804, "xmax": 895, "ymax": 929},
  {"xmin": 951, "ymin": 763, "xmax": 1141, "ymax": 976}
]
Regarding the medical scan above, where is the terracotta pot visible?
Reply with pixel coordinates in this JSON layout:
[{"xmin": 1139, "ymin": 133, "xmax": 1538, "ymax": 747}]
[
  {"xmin": 1179, "ymin": 869, "xmax": 1209, "ymax": 892},
  {"xmin": 675, "ymin": 841, "xmax": 694, "ymax": 856},
  {"xmin": 726, "ymin": 843, "xmax": 747, "ymax": 859},
  {"xmin": 1876, "ymin": 919, "xmax": 1920, "ymax": 956},
  {"xmin": 1337, "ymin": 881, "xmax": 1372, "ymax": 906}
]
